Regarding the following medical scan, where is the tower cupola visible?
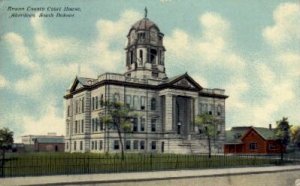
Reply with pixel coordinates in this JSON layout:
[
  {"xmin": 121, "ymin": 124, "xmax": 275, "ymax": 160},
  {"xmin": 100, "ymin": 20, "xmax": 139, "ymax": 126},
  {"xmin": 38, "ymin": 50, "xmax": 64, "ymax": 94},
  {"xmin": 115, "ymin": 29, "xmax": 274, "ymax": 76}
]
[{"xmin": 125, "ymin": 8, "xmax": 166, "ymax": 80}]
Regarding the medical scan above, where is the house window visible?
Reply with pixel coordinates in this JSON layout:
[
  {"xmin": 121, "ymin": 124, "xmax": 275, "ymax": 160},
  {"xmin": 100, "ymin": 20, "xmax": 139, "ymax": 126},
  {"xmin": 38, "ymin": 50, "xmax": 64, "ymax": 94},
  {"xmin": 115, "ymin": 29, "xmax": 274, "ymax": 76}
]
[
  {"xmin": 249, "ymin": 143, "xmax": 257, "ymax": 150},
  {"xmin": 151, "ymin": 98, "xmax": 156, "ymax": 110},
  {"xmin": 114, "ymin": 140, "xmax": 119, "ymax": 150},
  {"xmin": 140, "ymin": 117, "xmax": 145, "ymax": 132},
  {"xmin": 133, "ymin": 96, "xmax": 139, "ymax": 110},
  {"xmin": 269, "ymin": 144, "xmax": 277, "ymax": 150},
  {"xmin": 133, "ymin": 140, "xmax": 138, "ymax": 150},
  {"xmin": 80, "ymin": 141, "xmax": 83, "ymax": 150},
  {"xmin": 125, "ymin": 140, "xmax": 131, "ymax": 150},
  {"xmin": 99, "ymin": 140, "xmax": 103, "ymax": 150},
  {"xmin": 151, "ymin": 118, "xmax": 156, "ymax": 132},
  {"xmin": 140, "ymin": 96, "xmax": 145, "ymax": 110},
  {"xmin": 74, "ymin": 141, "xmax": 76, "ymax": 150},
  {"xmin": 140, "ymin": 141, "xmax": 145, "ymax": 150},
  {"xmin": 151, "ymin": 141, "xmax": 156, "ymax": 150},
  {"xmin": 133, "ymin": 118, "xmax": 138, "ymax": 132},
  {"xmin": 95, "ymin": 141, "xmax": 97, "ymax": 150}
]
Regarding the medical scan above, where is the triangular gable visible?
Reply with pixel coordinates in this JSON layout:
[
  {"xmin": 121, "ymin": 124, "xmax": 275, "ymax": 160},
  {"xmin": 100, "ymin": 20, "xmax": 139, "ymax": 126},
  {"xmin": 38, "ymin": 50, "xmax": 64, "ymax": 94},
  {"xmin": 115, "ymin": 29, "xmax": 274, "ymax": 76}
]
[
  {"xmin": 241, "ymin": 127, "xmax": 266, "ymax": 142},
  {"xmin": 69, "ymin": 77, "xmax": 85, "ymax": 92},
  {"xmin": 166, "ymin": 73, "xmax": 203, "ymax": 91}
]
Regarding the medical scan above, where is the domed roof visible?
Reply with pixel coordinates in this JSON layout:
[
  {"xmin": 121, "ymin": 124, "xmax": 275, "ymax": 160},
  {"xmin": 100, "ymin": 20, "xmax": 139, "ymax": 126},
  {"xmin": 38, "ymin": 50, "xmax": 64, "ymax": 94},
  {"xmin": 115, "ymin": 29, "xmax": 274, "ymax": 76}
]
[{"xmin": 131, "ymin": 18, "xmax": 160, "ymax": 31}]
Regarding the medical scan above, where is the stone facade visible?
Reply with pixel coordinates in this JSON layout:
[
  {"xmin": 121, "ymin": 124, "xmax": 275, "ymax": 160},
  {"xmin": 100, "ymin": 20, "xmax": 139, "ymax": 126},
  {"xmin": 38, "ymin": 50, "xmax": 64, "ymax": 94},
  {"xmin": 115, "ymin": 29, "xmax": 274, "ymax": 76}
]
[{"xmin": 64, "ymin": 15, "xmax": 228, "ymax": 154}]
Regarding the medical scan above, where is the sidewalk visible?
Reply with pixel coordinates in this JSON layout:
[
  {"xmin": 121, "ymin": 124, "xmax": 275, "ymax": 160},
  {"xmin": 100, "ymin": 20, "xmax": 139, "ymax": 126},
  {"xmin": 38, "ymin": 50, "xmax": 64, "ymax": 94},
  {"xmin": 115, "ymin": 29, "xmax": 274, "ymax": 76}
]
[{"xmin": 1, "ymin": 165, "xmax": 300, "ymax": 186}]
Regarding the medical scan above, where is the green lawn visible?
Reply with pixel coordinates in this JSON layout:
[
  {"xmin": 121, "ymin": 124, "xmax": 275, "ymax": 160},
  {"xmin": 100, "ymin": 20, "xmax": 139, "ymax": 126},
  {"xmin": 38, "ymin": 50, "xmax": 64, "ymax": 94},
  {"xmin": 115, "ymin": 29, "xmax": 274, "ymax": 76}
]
[{"xmin": 1, "ymin": 153, "xmax": 286, "ymax": 177}]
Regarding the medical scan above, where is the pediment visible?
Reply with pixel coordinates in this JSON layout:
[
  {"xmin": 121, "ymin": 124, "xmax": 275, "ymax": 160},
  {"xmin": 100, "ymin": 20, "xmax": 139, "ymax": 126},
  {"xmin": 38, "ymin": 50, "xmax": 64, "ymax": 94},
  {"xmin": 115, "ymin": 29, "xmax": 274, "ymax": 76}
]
[
  {"xmin": 173, "ymin": 78, "xmax": 196, "ymax": 89},
  {"xmin": 166, "ymin": 73, "xmax": 203, "ymax": 91}
]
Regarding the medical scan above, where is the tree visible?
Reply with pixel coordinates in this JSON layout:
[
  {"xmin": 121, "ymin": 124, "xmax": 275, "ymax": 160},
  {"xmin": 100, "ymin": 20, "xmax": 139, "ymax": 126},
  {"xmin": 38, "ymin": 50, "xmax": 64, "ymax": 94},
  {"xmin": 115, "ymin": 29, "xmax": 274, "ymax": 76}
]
[
  {"xmin": 100, "ymin": 101, "xmax": 136, "ymax": 160},
  {"xmin": 195, "ymin": 113, "xmax": 219, "ymax": 158},
  {"xmin": 291, "ymin": 125, "xmax": 300, "ymax": 148},
  {"xmin": 274, "ymin": 117, "xmax": 291, "ymax": 161},
  {"xmin": 0, "ymin": 128, "xmax": 14, "ymax": 176}
]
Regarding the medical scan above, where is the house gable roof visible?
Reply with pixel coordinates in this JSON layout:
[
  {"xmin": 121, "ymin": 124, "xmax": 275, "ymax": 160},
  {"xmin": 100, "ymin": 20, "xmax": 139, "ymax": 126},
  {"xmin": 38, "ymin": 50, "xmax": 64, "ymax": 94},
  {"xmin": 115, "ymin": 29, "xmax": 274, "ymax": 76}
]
[{"xmin": 225, "ymin": 126, "xmax": 277, "ymax": 144}]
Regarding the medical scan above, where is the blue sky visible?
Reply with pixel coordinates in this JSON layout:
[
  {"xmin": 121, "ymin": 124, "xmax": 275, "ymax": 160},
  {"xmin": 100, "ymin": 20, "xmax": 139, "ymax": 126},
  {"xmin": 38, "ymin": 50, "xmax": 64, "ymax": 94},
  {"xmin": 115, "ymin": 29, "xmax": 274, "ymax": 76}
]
[{"xmin": 0, "ymin": 0, "xmax": 299, "ymax": 142}]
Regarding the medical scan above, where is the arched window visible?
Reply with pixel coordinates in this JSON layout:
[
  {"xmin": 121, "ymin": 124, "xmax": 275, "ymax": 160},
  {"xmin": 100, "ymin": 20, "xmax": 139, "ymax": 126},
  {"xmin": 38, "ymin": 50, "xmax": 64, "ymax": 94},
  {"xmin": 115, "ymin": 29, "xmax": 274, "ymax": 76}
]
[
  {"xmin": 151, "ymin": 98, "xmax": 156, "ymax": 110},
  {"xmin": 100, "ymin": 94, "xmax": 104, "ymax": 107}
]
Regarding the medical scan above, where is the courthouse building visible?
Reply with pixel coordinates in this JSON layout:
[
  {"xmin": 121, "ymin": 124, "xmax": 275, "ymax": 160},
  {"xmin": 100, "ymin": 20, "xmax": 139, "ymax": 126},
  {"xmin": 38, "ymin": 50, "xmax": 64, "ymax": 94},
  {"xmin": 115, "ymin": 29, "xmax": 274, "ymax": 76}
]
[{"xmin": 64, "ymin": 13, "xmax": 228, "ymax": 154}]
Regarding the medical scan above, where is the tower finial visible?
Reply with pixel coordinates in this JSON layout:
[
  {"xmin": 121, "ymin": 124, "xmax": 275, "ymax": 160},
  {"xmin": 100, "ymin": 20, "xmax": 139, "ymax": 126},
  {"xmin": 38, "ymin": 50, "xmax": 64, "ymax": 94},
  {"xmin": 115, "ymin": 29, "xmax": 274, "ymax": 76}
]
[{"xmin": 144, "ymin": 7, "xmax": 148, "ymax": 18}]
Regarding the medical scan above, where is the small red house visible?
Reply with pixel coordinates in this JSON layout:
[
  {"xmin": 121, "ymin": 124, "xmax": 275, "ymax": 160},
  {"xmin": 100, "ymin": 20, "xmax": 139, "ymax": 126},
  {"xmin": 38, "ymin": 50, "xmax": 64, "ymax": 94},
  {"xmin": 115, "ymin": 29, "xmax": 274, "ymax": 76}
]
[{"xmin": 224, "ymin": 126, "xmax": 284, "ymax": 154}]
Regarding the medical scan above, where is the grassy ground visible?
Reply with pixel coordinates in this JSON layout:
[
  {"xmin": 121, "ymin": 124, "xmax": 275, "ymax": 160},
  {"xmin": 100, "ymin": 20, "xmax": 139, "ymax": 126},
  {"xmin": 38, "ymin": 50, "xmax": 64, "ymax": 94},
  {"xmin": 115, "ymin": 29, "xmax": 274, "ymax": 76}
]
[{"xmin": 1, "ymin": 153, "xmax": 287, "ymax": 177}]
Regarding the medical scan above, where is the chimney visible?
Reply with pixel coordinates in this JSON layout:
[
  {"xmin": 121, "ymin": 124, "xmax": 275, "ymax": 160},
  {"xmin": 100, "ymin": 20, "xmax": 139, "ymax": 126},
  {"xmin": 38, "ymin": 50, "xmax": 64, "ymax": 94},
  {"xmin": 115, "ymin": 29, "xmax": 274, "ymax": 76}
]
[{"xmin": 269, "ymin": 124, "xmax": 272, "ymax": 130}]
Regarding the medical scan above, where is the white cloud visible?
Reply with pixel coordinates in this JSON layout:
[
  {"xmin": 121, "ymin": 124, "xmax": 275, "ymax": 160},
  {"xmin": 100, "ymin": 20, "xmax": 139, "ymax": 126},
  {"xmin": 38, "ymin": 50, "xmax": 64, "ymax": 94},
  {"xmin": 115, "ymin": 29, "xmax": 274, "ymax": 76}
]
[
  {"xmin": 96, "ymin": 10, "xmax": 141, "ymax": 42},
  {"xmin": 15, "ymin": 73, "xmax": 44, "ymax": 97},
  {"xmin": 3, "ymin": 32, "xmax": 37, "ymax": 70},
  {"xmin": 30, "ymin": 17, "xmax": 80, "ymax": 59},
  {"xmin": 224, "ymin": 77, "xmax": 249, "ymax": 110},
  {"xmin": 0, "ymin": 74, "xmax": 8, "ymax": 88},
  {"xmin": 263, "ymin": 2, "xmax": 300, "ymax": 48},
  {"xmin": 22, "ymin": 103, "xmax": 64, "ymax": 136}
]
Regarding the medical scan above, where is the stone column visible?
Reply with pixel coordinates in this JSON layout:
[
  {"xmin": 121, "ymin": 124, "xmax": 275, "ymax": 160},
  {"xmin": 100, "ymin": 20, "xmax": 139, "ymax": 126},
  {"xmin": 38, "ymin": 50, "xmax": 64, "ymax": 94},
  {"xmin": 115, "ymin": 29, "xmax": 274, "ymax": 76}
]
[{"xmin": 164, "ymin": 94, "xmax": 173, "ymax": 131}]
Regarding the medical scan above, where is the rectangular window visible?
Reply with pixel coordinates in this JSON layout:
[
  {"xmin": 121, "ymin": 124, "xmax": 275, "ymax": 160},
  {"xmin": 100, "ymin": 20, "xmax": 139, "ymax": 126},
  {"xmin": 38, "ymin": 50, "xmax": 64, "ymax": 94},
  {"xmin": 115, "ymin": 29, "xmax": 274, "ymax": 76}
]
[
  {"xmin": 269, "ymin": 144, "xmax": 277, "ymax": 150},
  {"xmin": 249, "ymin": 143, "xmax": 257, "ymax": 150},
  {"xmin": 95, "ymin": 141, "xmax": 97, "ymax": 150},
  {"xmin": 99, "ymin": 140, "xmax": 103, "ymax": 150},
  {"xmin": 140, "ymin": 117, "xmax": 145, "ymax": 131},
  {"xmin": 151, "ymin": 141, "xmax": 156, "ymax": 150},
  {"xmin": 81, "ymin": 120, "xmax": 84, "ymax": 133},
  {"xmin": 67, "ymin": 105, "xmax": 70, "ymax": 116},
  {"xmin": 96, "ymin": 96, "xmax": 98, "ymax": 109},
  {"xmin": 140, "ymin": 141, "xmax": 145, "ymax": 150},
  {"xmin": 125, "ymin": 140, "xmax": 131, "ymax": 150},
  {"xmin": 92, "ymin": 119, "xmax": 94, "ymax": 132},
  {"xmin": 133, "ymin": 140, "xmax": 138, "ymax": 150},
  {"xmin": 74, "ymin": 141, "xmax": 76, "ymax": 150},
  {"xmin": 140, "ymin": 96, "xmax": 146, "ymax": 110},
  {"xmin": 91, "ymin": 141, "xmax": 94, "ymax": 150},
  {"xmin": 133, "ymin": 96, "xmax": 139, "ymax": 110},
  {"xmin": 95, "ymin": 118, "xmax": 98, "ymax": 131},
  {"xmin": 66, "ymin": 142, "xmax": 69, "ymax": 149},
  {"xmin": 92, "ymin": 97, "xmax": 95, "ymax": 110},
  {"xmin": 75, "ymin": 121, "xmax": 78, "ymax": 133},
  {"xmin": 82, "ymin": 98, "xmax": 84, "ymax": 113},
  {"xmin": 100, "ymin": 119, "xmax": 103, "ymax": 130},
  {"xmin": 114, "ymin": 140, "xmax": 119, "ymax": 150},
  {"xmin": 151, "ymin": 118, "xmax": 156, "ymax": 132},
  {"xmin": 80, "ymin": 141, "xmax": 83, "ymax": 150},
  {"xmin": 125, "ymin": 95, "xmax": 131, "ymax": 108},
  {"xmin": 133, "ymin": 118, "xmax": 138, "ymax": 132}
]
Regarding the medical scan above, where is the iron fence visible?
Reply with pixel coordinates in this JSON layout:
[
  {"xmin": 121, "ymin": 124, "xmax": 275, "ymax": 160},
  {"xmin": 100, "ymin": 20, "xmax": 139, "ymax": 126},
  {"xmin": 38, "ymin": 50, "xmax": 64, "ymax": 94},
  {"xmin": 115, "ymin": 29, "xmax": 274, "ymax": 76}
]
[{"xmin": 0, "ymin": 153, "xmax": 299, "ymax": 178}]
